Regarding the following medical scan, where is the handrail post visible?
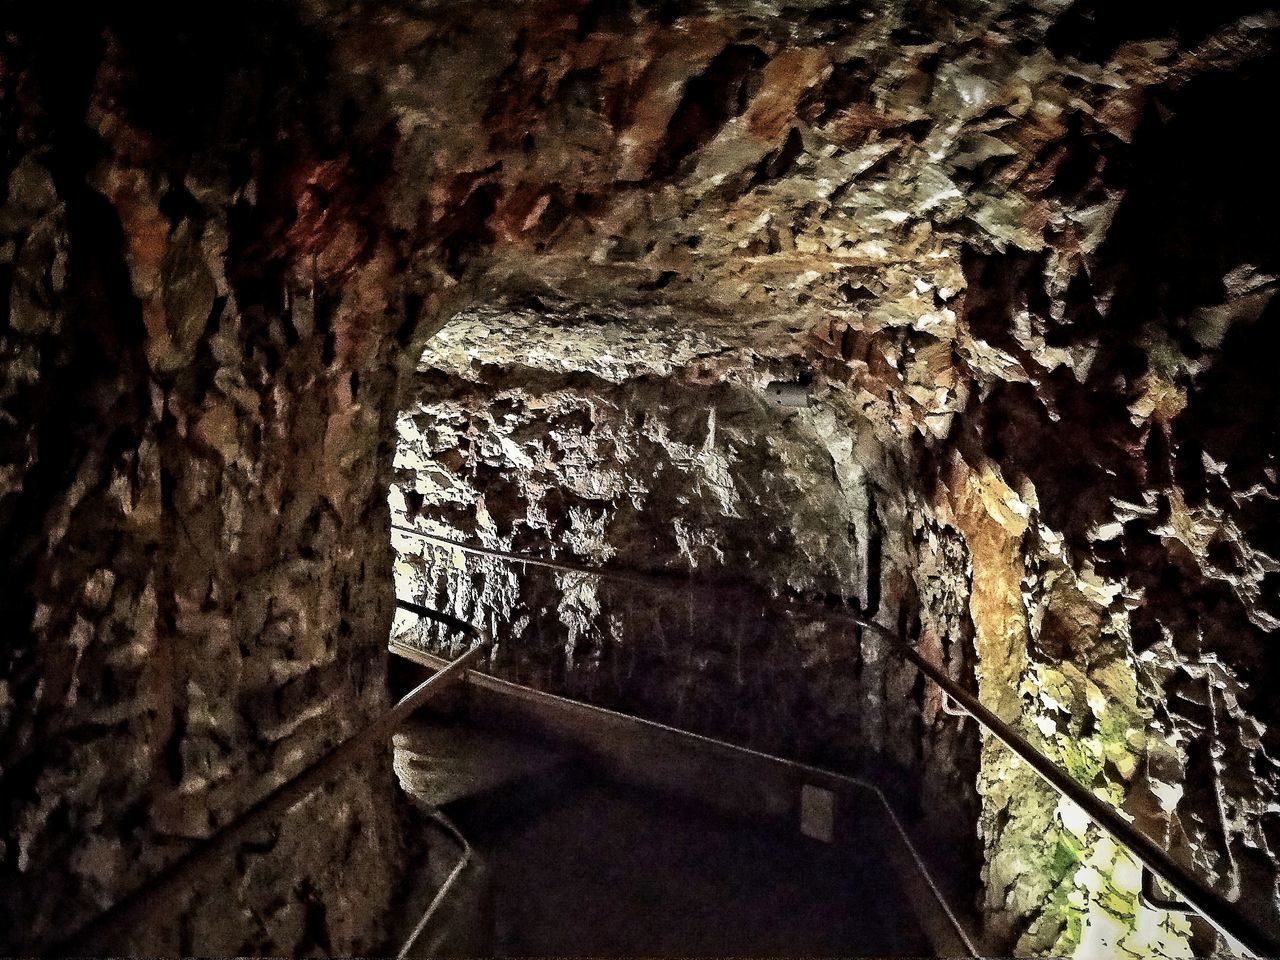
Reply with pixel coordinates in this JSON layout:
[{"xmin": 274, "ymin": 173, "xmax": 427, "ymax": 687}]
[{"xmin": 396, "ymin": 812, "xmax": 473, "ymax": 960}]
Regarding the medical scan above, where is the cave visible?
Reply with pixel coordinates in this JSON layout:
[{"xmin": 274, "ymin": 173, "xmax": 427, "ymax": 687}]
[{"xmin": 3, "ymin": 1, "xmax": 1279, "ymax": 957}]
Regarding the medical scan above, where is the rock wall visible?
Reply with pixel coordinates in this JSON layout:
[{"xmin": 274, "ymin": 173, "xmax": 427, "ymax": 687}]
[
  {"xmin": 921, "ymin": 47, "xmax": 1280, "ymax": 953},
  {"xmin": 0, "ymin": 6, "xmax": 413, "ymax": 951},
  {"xmin": 372, "ymin": 2, "xmax": 1280, "ymax": 954}
]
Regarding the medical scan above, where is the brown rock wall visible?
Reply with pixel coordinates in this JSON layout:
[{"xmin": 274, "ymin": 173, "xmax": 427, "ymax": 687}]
[{"xmin": 1, "ymin": 6, "xmax": 411, "ymax": 950}]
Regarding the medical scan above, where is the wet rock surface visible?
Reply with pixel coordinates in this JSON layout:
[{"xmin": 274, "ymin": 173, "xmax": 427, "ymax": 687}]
[{"xmin": 3, "ymin": 0, "xmax": 1279, "ymax": 954}]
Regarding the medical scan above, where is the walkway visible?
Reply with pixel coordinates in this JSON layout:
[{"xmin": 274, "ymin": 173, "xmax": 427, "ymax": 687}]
[{"xmin": 395, "ymin": 716, "xmax": 928, "ymax": 957}]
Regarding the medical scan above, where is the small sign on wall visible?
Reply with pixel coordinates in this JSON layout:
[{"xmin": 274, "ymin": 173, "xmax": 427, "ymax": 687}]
[
  {"xmin": 799, "ymin": 783, "xmax": 835, "ymax": 843},
  {"xmin": 765, "ymin": 380, "xmax": 812, "ymax": 408}
]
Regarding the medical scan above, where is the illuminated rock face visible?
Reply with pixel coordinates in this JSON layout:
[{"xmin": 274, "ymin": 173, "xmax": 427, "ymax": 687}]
[
  {"xmin": 381, "ymin": 3, "xmax": 1280, "ymax": 954},
  {"xmin": 4, "ymin": 0, "xmax": 1280, "ymax": 954},
  {"xmin": 391, "ymin": 311, "xmax": 983, "ymax": 904}
]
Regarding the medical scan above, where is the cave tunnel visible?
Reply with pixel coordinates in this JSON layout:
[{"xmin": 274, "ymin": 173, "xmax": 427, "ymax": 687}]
[{"xmin": 2, "ymin": 0, "xmax": 1280, "ymax": 957}]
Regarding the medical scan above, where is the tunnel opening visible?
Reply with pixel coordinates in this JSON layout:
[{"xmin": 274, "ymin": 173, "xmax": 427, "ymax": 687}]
[{"xmin": 382, "ymin": 302, "xmax": 985, "ymax": 953}]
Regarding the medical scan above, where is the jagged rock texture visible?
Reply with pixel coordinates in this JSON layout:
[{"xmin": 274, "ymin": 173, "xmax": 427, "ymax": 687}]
[
  {"xmin": 392, "ymin": 311, "xmax": 985, "ymax": 910},
  {"xmin": 0, "ymin": 5, "xmax": 409, "ymax": 951},
  {"xmin": 380, "ymin": 2, "xmax": 1280, "ymax": 955},
  {"xmin": 4, "ymin": 0, "xmax": 1279, "ymax": 954}
]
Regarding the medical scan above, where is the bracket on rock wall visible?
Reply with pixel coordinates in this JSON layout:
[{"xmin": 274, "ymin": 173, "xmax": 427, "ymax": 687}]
[
  {"xmin": 940, "ymin": 690, "xmax": 968, "ymax": 728},
  {"xmin": 1141, "ymin": 866, "xmax": 1194, "ymax": 915}
]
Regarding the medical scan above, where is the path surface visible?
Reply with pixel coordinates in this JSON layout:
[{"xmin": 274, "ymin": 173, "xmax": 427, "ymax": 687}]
[{"xmin": 423, "ymin": 748, "xmax": 928, "ymax": 956}]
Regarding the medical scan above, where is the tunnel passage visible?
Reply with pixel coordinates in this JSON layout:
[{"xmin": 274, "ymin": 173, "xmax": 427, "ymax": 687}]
[
  {"xmin": 388, "ymin": 303, "xmax": 983, "ymax": 911},
  {"xmin": 4, "ymin": 0, "xmax": 1280, "ymax": 956},
  {"xmin": 388, "ymin": 692, "xmax": 943, "ymax": 958}
]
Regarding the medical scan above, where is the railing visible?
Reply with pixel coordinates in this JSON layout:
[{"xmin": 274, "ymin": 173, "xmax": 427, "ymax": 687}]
[
  {"xmin": 392, "ymin": 523, "xmax": 1280, "ymax": 958},
  {"xmin": 396, "ymin": 597, "xmax": 480, "ymax": 641},
  {"xmin": 45, "ymin": 637, "xmax": 485, "ymax": 956},
  {"xmin": 43, "ymin": 517, "xmax": 1279, "ymax": 957},
  {"xmin": 390, "ymin": 634, "xmax": 980, "ymax": 956},
  {"xmin": 395, "ymin": 810, "xmax": 473, "ymax": 959}
]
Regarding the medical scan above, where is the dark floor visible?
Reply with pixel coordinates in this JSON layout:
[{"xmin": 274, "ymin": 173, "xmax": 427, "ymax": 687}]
[{"xmin": 442, "ymin": 766, "xmax": 928, "ymax": 957}]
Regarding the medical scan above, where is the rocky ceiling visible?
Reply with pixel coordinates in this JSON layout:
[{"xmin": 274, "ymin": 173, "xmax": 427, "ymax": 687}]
[{"xmin": 3, "ymin": 0, "xmax": 1280, "ymax": 955}]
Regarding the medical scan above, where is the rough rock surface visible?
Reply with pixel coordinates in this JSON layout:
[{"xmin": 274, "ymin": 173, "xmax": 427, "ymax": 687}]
[
  {"xmin": 0, "ymin": 5, "xmax": 410, "ymax": 951},
  {"xmin": 392, "ymin": 310, "xmax": 985, "ymax": 906},
  {"xmin": 379, "ymin": 2, "xmax": 1280, "ymax": 955},
  {"xmin": 397, "ymin": 312, "xmax": 980, "ymax": 808},
  {"xmin": 4, "ymin": 0, "xmax": 1280, "ymax": 955}
]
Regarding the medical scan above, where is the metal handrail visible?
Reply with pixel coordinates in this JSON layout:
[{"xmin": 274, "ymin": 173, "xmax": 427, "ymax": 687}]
[
  {"xmin": 889, "ymin": 631, "xmax": 1270, "ymax": 956},
  {"xmin": 396, "ymin": 597, "xmax": 479, "ymax": 639},
  {"xmin": 396, "ymin": 810, "xmax": 473, "ymax": 960},
  {"xmin": 392, "ymin": 523, "xmax": 1280, "ymax": 957},
  {"xmin": 46, "ymin": 644, "xmax": 485, "ymax": 956},
  {"xmin": 392, "ymin": 524, "xmax": 753, "ymax": 594},
  {"xmin": 388, "ymin": 636, "xmax": 979, "ymax": 956}
]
